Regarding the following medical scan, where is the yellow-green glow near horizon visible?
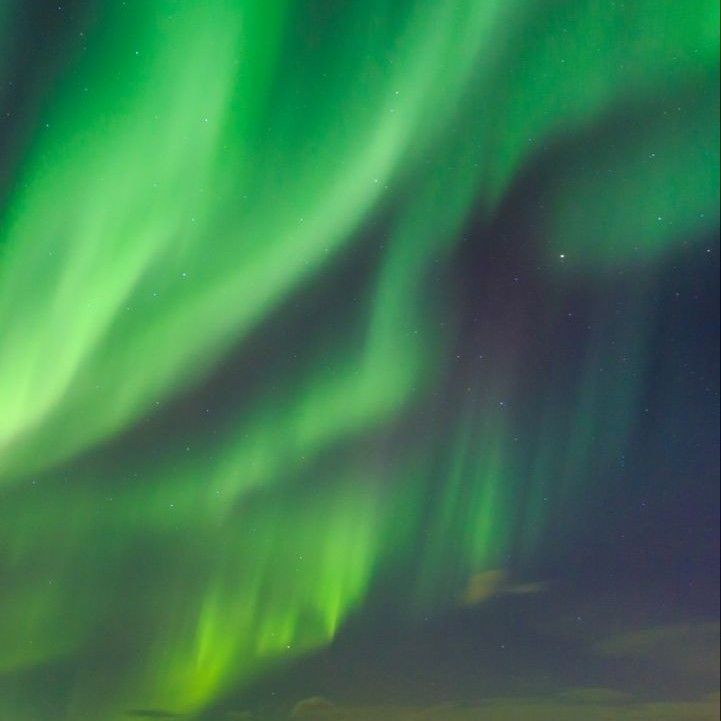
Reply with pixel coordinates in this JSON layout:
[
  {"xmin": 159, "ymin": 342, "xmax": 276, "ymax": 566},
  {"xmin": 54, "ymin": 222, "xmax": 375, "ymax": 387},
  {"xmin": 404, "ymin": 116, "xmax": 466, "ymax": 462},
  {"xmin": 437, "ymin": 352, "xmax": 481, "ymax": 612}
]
[{"xmin": 0, "ymin": 1, "xmax": 718, "ymax": 719}]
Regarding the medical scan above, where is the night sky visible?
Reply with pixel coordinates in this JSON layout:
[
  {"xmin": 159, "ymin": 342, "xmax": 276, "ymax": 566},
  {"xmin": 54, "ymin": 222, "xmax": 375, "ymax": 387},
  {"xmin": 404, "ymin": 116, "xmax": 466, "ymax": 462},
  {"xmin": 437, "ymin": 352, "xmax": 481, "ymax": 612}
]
[{"xmin": 0, "ymin": 2, "xmax": 719, "ymax": 721}]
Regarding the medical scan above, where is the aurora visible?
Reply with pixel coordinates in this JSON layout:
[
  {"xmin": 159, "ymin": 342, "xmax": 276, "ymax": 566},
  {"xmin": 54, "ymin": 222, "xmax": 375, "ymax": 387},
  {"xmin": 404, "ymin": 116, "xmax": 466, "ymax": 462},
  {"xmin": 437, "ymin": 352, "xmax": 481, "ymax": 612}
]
[{"xmin": 0, "ymin": 2, "xmax": 718, "ymax": 720}]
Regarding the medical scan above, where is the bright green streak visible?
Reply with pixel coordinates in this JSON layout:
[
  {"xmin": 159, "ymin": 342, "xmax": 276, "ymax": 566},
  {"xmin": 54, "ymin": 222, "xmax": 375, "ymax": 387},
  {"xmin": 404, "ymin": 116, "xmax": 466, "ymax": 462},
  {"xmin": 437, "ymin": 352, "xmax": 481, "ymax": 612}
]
[{"xmin": 0, "ymin": 1, "xmax": 717, "ymax": 719}]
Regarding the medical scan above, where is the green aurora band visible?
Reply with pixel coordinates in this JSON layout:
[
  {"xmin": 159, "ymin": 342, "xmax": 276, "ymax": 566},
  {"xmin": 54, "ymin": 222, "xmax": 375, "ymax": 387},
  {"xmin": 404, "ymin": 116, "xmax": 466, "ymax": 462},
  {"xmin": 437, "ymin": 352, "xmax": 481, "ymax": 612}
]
[{"xmin": 0, "ymin": 1, "xmax": 718, "ymax": 719}]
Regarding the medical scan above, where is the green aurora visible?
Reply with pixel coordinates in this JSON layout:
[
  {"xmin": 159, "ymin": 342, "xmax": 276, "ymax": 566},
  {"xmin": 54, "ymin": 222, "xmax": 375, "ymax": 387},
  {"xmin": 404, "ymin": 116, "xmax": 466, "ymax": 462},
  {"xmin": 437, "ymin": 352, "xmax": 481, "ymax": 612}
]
[{"xmin": 0, "ymin": 1, "xmax": 718, "ymax": 719}]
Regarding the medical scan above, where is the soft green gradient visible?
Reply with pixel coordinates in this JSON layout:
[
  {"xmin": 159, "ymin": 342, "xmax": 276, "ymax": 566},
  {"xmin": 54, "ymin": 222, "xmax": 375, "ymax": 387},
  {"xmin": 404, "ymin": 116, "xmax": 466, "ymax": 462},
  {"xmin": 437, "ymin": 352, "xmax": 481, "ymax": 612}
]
[{"xmin": 0, "ymin": 1, "xmax": 718, "ymax": 719}]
